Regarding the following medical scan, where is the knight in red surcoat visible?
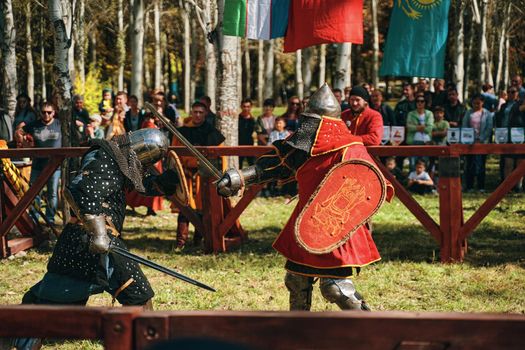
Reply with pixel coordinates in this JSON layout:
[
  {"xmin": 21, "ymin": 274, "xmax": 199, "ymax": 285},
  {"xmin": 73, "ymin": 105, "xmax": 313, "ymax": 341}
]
[{"xmin": 217, "ymin": 84, "xmax": 394, "ymax": 311}]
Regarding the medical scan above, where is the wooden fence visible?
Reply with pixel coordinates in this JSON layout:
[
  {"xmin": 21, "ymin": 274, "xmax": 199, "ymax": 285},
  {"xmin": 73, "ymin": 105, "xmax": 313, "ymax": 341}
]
[
  {"xmin": 1, "ymin": 306, "xmax": 525, "ymax": 349},
  {"xmin": 1, "ymin": 144, "xmax": 525, "ymax": 262}
]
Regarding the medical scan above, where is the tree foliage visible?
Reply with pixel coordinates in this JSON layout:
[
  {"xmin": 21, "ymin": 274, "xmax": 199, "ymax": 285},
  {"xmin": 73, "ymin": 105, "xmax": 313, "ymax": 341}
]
[{"xmin": 2, "ymin": 0, "xmax": 525, "ymax": 112}]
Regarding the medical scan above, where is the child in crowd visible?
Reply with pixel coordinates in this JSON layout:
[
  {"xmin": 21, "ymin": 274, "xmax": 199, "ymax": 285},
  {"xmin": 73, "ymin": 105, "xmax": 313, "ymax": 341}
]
[
  {"xmin": 268, "ymin": 117, "xmax": 291, "ymax": 144},
  {"xmin": 256, "ymin": 98, "xmax": 277, "ymax": 145},
  {"xmin": 429, "ymin": 106, "xmax": 450, "ymax": 180},
  {"xmin": 407, "ymin": 160, "xmax": 435, "ymax": 195},
  {"xmin": 431, "ymin": 106, "xmax": 449, "ymax": 145},
  {"xmin": 385, "ymin": 156, "xmax": 406, "ymax": 186},
  {"xmin": 86, "ymin": 115, "xmax": 105, "ymax": 140},
  {"xmin": 98, "ymin": 88, "xmax": 114, "ymax": 123}
]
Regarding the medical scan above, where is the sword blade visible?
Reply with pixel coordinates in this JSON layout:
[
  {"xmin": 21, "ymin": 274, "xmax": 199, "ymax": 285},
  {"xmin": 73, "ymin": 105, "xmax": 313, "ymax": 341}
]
[
  {"xmin": 110, "ymin": 244, "xmax": 216, "ymax": 292},
  {"xmin": 144, "ymin": 102, "xmax": 223, "ymax": 179}
]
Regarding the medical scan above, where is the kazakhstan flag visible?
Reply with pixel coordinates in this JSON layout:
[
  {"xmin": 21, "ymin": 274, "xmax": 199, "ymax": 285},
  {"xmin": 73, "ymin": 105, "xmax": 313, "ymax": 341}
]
[{"xmin": 380, "ymin": 0, "xmax": 451, "ymax": 78}]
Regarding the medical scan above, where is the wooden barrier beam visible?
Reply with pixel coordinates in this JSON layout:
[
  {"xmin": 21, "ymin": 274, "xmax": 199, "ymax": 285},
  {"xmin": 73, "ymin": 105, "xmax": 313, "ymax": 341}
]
[
  {"xmin": 460, "ymin": 160, "xmax": 525, "ymax": 242},
  {"xmin": 1, "ymin": 307, "xmax": 525, "ymax": 349},
  {"xmin": 0, "ymin": 305, "xmax": 102, "ymax": 339},
  {"xmin": 438, "ymin": 157, "xmax": 465, "ymax": 262},
  {"xmin": 135, "ymin": 310, "xmax": 525, "ymax": 350},
  {"xmin": 217, "ymin": 184, "xmax": 263, "ymax": 240},
  {"xmin": 373, "ymin": 158, "xmax": 442, "ymax": 242},
  {"xmin": 0, "ymin": 157, "xmax": 62, "ymax": 248}
]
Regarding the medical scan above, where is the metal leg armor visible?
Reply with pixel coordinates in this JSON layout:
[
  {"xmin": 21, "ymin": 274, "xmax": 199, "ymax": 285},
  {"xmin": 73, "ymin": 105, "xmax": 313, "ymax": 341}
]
[
  {"xmin": 284, "ymin": 272, "xmax": 313, "ymax": 311},
  {"xmin": 320, "ymin": 278, "xmax": 370, "ymax": 311}
]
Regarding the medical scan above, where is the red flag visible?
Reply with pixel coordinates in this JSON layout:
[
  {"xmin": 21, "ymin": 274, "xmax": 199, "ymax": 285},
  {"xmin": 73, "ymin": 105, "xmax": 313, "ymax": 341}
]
[{"xmin": 283, "ymin": 0, "xmax": 363, "ymax": 53}]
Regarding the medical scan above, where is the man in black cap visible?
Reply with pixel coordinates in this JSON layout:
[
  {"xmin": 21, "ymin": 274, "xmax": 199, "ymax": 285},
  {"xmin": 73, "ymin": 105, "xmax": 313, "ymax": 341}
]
[{"xmin": 341, "ymin": 85, "xmax": 384, "ymax": 146}]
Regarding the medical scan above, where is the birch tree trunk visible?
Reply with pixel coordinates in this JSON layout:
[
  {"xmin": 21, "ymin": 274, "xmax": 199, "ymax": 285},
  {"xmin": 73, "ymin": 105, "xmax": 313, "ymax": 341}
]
[
  {"xmin": 370, "ymin": 0, "xmax": 379, "ymax": 88},
  {"xmin": 49, "ymin": 0, "xmax": 73, "ymax": 221},
  {"xmin": 263, "ymin": 40, "xmax": 274, "ymax": 99},
  {"xmin": 154, "ymin": 0, "xmax": 162, "ymax": 88},
  {"xmin": 162, "ymin": 32, "xmax": 169, "ymax": 91},
  {"xmin": 237, "ymin": 39, "xmax": 242, "ymax": 104},
  {"xmin": 89, "ymin": 31, "xmax": 96, "ymax": 65},
  {"xmin": 302, "ymin": 47, "xmax": 313, "ymax": 94},
  {"xmin": 144, "ymin": 40, "xmax": 151, "ymax": 90},
  {"xmin": 453, "ymin": 0, "xmax": 465, "ymax": 102},
  {"xmin": 244, "ymin": 40, "xmax": 251, "ymax": 99},
  {"xmin": 117, "ymin": 0, "xmax": 125, "ymax": 91},
  {"xmin": 347, "ymin": 45, "xmax": 352, "ymax": 87},
  {"xmin": 189, "ymin": 16, "xmax": 198, "ymax": 104},
  {"xmin": 203, "ymin": 0, "xmax": 217, "ymax": 111},
  {"xmin": 295, "ymin": 50, "xmax": 304, "ymax": 99},
  {"xmin": 49, "ymin": 0, "xmax": 73, "ymax": 137},
  {"xmin": 495, "ymin": 3, "xmax": 510, "ymax": 91},
  {"xmin": 464, "ymin": 7, "xmax": 474, "ymax": 101},
  {"xmin": 182, "ymin": 1, "xmax": 190, "ymax": 113},
  {"xmin": 275, "ymin": 58, "xmax": 284, "ymax": 104},
  {"xmin": 0, "ymin": 0, "xmax": 18, "ymax": 120},
  {"xmin": 217, "ymin": 1, "xmax": 239, "ymax": 168},
  {"xmin": 503, "ymin": 34, "xmax": 509, "ymax": 89},
  {"xmin": 77, "ymin": 0, "xmax": 86, "ymax": 90},
  {"xmin": 318, "ymin": 44, "xmax": 326, "ymax": 87},
  {"xmin": 257, "ymin": 40, "xmax": 264, "ymax": 106},
  {"xmin": 334, "ymin": 43, "xmax": 352, "ymax": 90},
  {"xmin": 478, "ymin": 0, "xmax": 492, "ymax": 86},
  {"xmin": 25, "ymin": 1, "xmax": 35, "ymax": 102},
  {"xmin": 40, "ymin": 17, "xmax": 47, "ymax": 99},
  {"xmin": 131, "ymin": 0, "xmax": 144, "ymax": 105},
  {"xmin": 68, "ymin": 0, "xmax": 76, "ymax": 84}
]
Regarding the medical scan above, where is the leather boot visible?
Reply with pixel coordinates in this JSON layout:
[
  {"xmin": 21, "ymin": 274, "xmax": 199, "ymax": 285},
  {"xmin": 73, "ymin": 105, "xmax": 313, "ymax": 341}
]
[
  {"xmin": 193, "ymin": 231, "xmax": 203, "ymax": 247},
  {"xmin": 176, "ymin": 222, "xmax": 189, "ymax": 249}
]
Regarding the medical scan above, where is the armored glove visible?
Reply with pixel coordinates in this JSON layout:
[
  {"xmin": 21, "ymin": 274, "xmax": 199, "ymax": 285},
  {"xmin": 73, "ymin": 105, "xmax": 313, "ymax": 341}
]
[
  {"xmin": 82, "ymin": 214, "xmax": 111, "ymax": 254},
  {"xmin": 217, "ymin": 166, "xmax": 261, "ymax": 197},
  {"xmin": 217, "ymin": 168, "xmax": 243, "ymax": 197}
]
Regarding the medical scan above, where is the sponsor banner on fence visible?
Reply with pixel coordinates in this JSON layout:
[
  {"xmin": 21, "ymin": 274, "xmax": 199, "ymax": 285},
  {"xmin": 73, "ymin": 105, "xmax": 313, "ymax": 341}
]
[
  {"xmin": 447, "ymin": 128, "xmax": 460, "ymax": 144},
  {"xmin": 494, "ymin": 128, "xmax": 509, "ymax": 144},
  {"xmin": 461, "ymin": 128, "xmax": 475, "ymax": 144},
  {"xmin": 510, "ymin": 127, "xmax": 525, "ymax": 144},
  {"xmin": 390, "ymin": 126, "xmax": 405, "ymax": 145}
]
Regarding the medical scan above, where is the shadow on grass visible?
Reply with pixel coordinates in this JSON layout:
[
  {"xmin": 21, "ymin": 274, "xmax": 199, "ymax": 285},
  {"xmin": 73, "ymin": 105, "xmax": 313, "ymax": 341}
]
[
  {"xmin": 464, "ymin": 223, "xmax": 525, "ymax": 268},
  {"xmin": 373, "ymin": 223, "xmax": 440, "ymax": 263},
  {"xmin": 372, "ymin": 221, "xmax": 525, "ymax": 267},
  {"xmin": 121, "ymin": 225, "xmax": 281, "ymax": 257},
  {"xmin": 122, "ymin": 220, "xmax": 525, "ymax": 267}
]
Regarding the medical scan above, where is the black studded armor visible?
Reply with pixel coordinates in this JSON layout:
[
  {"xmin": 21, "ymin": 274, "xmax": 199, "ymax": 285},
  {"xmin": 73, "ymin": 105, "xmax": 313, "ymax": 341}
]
[{"xmin": 26, "ymin": 143, "xmax": 178, "ymax": 306}]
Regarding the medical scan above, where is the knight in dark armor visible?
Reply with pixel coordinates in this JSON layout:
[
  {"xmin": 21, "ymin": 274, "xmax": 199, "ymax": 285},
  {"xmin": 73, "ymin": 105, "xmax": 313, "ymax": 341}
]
[
  {"xmin": 13, "ymin": 129, "xmax": 182, "ymax": 349},
  {"xmin": 217, "ymin": 84, "xmax": 394, "ymax": 311}
]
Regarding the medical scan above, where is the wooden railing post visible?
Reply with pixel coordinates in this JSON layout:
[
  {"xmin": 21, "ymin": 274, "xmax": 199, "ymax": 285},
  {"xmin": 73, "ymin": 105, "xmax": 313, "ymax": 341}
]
[
  {"xmin": 438, "ymin": 157, "xmax": 465, "ymax": 262},
  {"xmin": 102, "ymin": 307, "xmax": 143, "ymax": 350}
]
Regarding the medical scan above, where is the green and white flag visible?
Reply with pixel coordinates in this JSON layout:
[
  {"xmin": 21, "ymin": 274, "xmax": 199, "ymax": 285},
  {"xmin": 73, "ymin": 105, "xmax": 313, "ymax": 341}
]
[{"xmin": 223, "ymin": 0, "xmax": 290, "ymax": 40}]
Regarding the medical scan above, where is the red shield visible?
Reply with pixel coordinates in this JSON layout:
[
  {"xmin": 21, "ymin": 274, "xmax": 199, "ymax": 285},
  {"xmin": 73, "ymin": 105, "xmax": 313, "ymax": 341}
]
[{"xmin": 295, "ymin": 159, "xmax": 387, "ymax": 255}]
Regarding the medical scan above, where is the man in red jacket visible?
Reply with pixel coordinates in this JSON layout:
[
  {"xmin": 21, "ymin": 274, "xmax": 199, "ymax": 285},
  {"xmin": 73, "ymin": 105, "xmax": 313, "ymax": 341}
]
[{"xmin": 341, "ymin": 86, "xmax": 384, "ymax": 146}]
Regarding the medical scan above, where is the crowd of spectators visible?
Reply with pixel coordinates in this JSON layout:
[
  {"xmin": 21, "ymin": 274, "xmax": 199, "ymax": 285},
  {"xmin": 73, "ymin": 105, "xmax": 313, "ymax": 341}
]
[
  {"xmin": 1, "ymin": 73, "xmax": 524, "ymax": 227},
  {"xmin": 379, "ymin": 76, "xmax": 525, "ymax": 194}
]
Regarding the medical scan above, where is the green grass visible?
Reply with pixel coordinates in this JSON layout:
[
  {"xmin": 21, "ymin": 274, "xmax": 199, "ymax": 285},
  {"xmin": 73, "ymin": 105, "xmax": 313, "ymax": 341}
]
[{"xmin": 1, "ymin": 186, "xmax": 525, "ymax": 348}]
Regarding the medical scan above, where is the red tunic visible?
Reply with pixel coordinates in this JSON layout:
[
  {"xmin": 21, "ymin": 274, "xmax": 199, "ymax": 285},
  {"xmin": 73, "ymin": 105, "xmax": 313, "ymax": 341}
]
[
  {"xmin": 341, "ymin": 106, "xmax": 384, "ymax": 146},
  {"xmin": 272, "ymin": 117, "xmax": 393, "ymax": 275}
]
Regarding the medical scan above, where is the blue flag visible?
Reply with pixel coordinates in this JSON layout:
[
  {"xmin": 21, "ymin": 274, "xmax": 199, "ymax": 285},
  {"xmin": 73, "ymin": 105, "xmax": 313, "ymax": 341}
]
[{"xmin": 380, "ymin": 0, "xmax": 451, "ymax": 78}]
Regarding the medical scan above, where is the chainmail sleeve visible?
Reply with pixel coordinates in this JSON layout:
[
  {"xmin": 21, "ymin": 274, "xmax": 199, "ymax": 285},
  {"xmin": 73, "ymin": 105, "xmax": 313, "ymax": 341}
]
[
  {"xmin": 246, "ymin": 140, "xmax": 309, "ymax": 185},
  {"xmin": 69, "ymin": 149, "xmax": 125, "ymax": 217}
]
